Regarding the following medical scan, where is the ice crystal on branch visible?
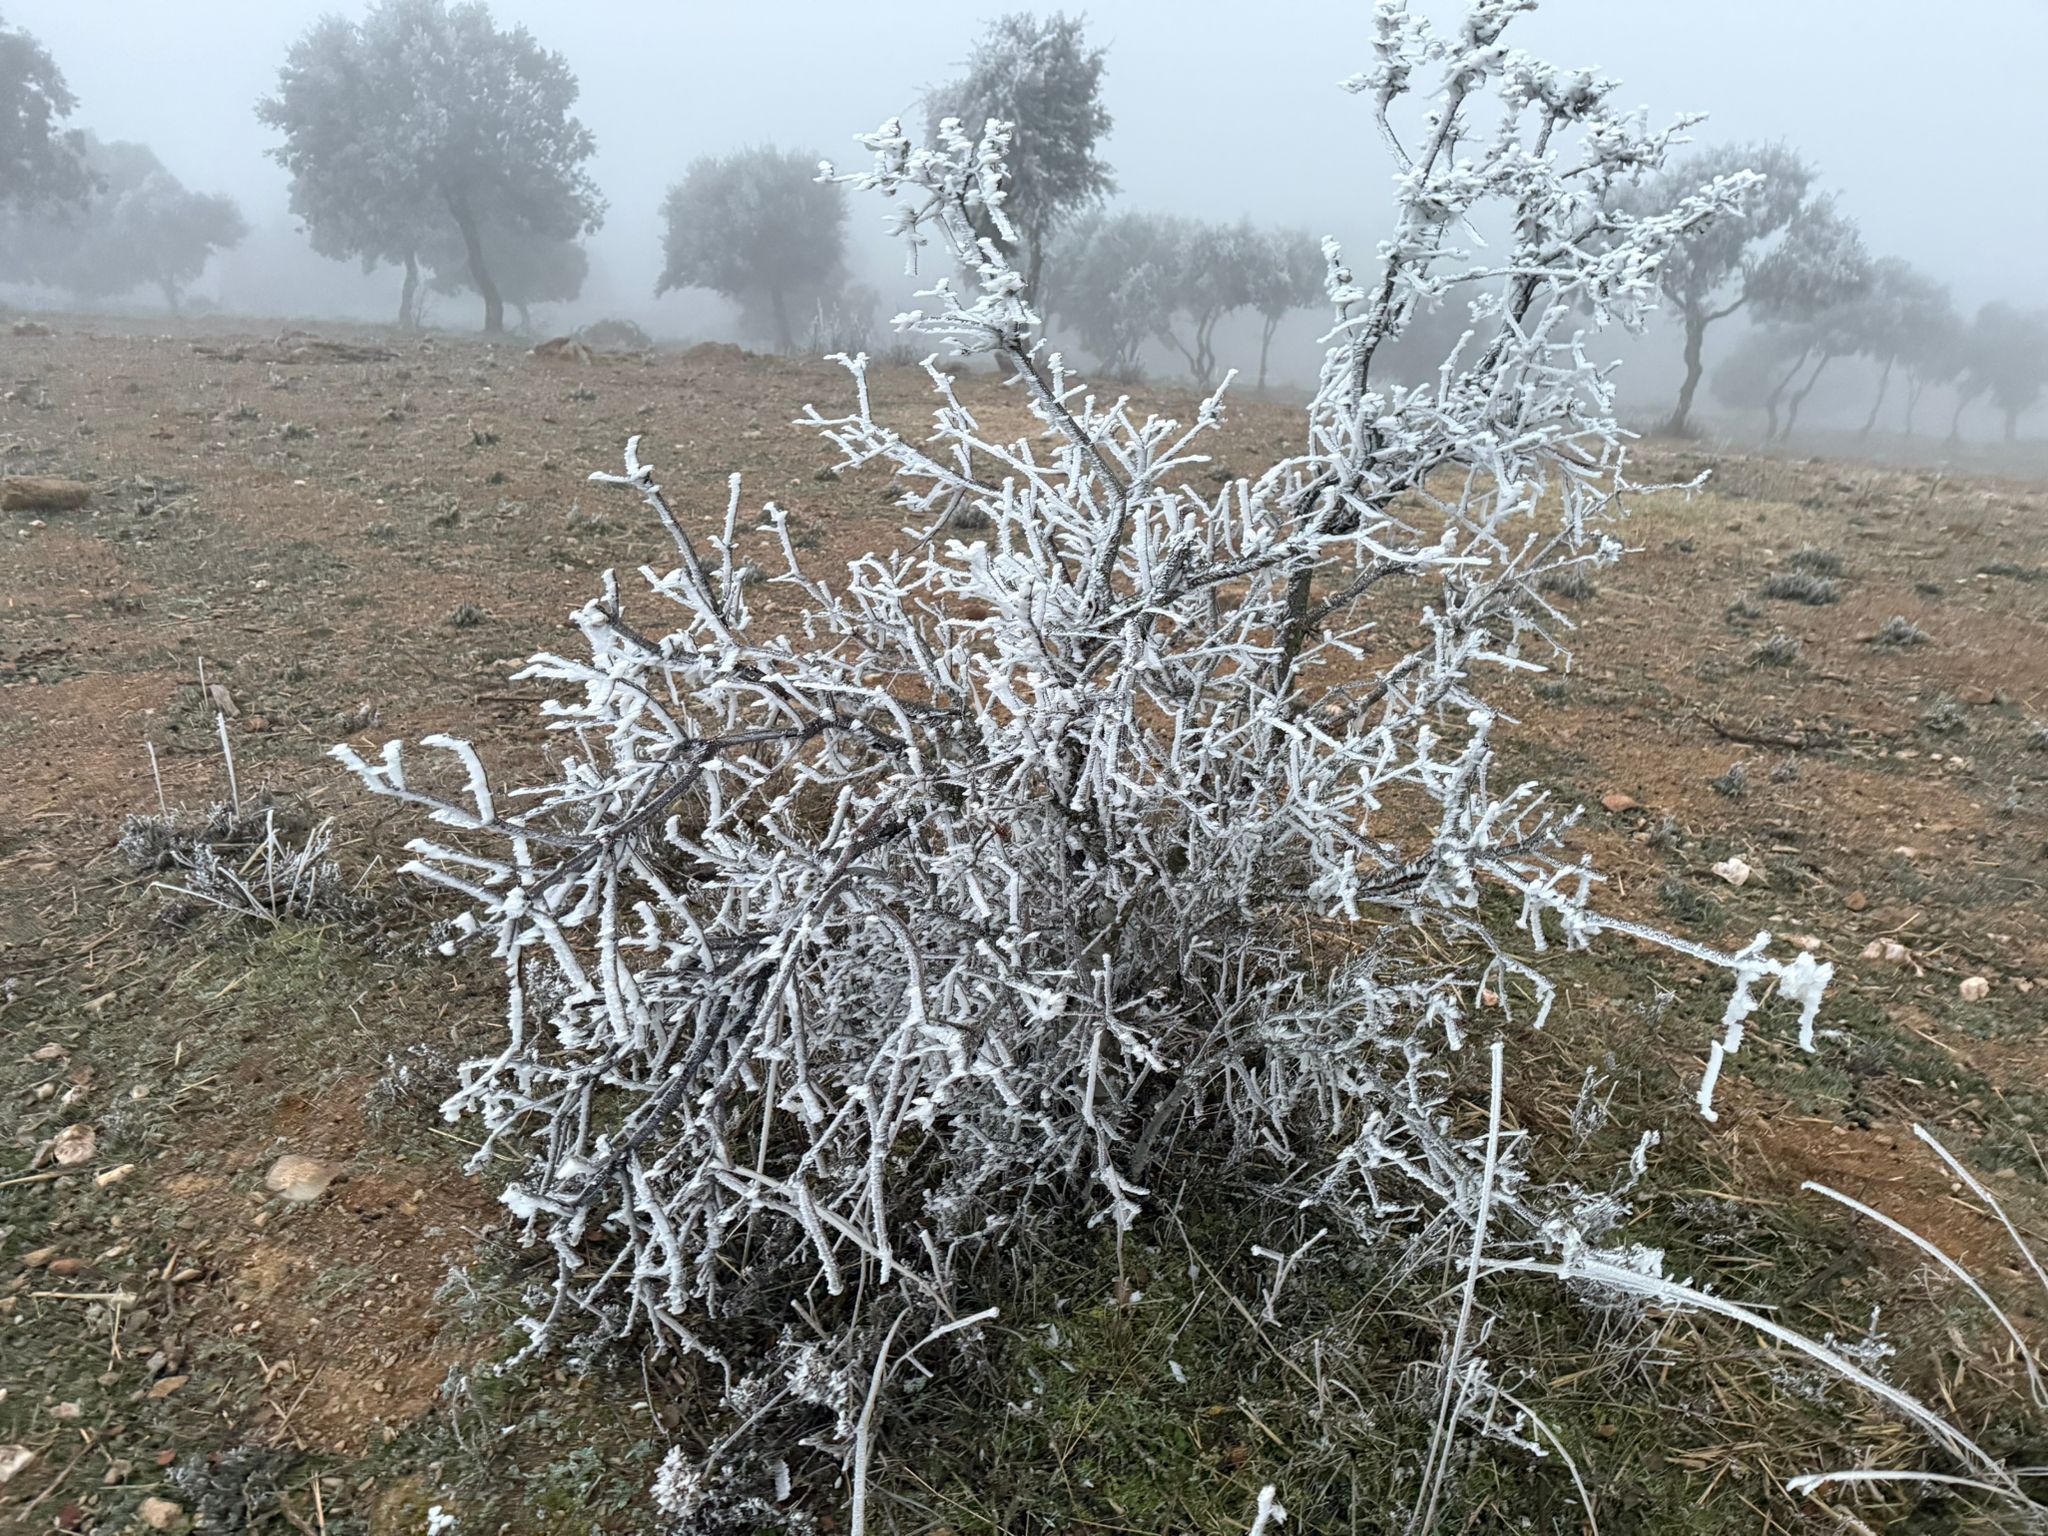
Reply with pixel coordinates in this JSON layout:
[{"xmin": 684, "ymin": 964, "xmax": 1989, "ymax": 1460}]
[{"xmin": 338, "ymin": 0, "xmax": 1836, "ymax": 1516}]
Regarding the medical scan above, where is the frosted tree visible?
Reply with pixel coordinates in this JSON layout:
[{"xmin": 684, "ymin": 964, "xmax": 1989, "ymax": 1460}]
[
  {"xmin": 1631, "ymin": 142, "xmax": 1837, "ymax": 435},
  {"xmin": 657, "ymin": 147, "xmax": 848, "ymax": 353},
  {"xmin": 259, "ymin": 0, "xmax": 603, "ymax": 334},
  {"xmin": 927, "ymin": 10, "xmax": 1113, "ymax": 302},
  {"xmin": 0, "ymin": 12, "xmax": 89, "ymax": 215},
  {"xmin": 335, "ymin": 5, "xmax": 1908, "ymax": 1525}
]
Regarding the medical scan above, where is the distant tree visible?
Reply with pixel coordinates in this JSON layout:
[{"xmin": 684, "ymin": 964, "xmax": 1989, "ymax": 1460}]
[
  {"xmin": 928, "ymin": 11, "xmax": 1113, "ymax": 301},
  {"xmin": 0, "ymin": 12, "xmax": 89, "ymax": 214},
  {"xmin": 0, "ymin": 135, "xmax": 246, "ymax": 310},
  {"xmin": 1744, "ymin": 199, "xmax": 1868, "ymax": 442},
  {"xmin": 1842, "ymin": 259, "xmax": 1953, "ymax": 438},
  {"xmin": 1631, "ymin": 143, "xmax": 1845, "ymax": 435},
  {"xmin": 259, "ymin": 0, "xmax": 603, "ymax": 334},
  {"xmin": 656, "ymin": 147, "xmax": 846, "ymax": 353},
  {"xmin": 1048, "ymin": 208, "xmax": 1181, "ymax": 377},
  {"xmin": 1152, "ymin": 218, "xmax": 1260, "ymax": 392},
  {"xmin": 1896, "ymin": 282, "xmax": 1963, "ymax": 437},
  {"xmin": 1960, "ymin": 301, "xmax": 2048, "ymax": 442},
  {"xmin": 423, "ymin": 219, "xmax": 588, "ymax": 331},
  {"xmin": 1245, "ymin": 227, "xmax": 1325, "ymax": 394}
]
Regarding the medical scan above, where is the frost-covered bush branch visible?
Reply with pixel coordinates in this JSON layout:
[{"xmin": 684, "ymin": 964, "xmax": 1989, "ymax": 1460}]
[{"xmin": 336, "ymin": 2, "xmax": 1876, "ymax": 1521}]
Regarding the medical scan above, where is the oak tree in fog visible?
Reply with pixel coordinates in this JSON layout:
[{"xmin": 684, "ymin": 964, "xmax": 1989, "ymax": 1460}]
[
  {"xmin": 1155, "ymin": 217, "xmax": 1258, "ymax": 392},
  {"xmin": 423, "ymin": 221, "xmax": 588, "ymax": 331},
  {"xmin": 928, "ymin": 11, "xmax": 1113, "ymax": 301},
  {"xmin": 1247, "ymin": 227, "xmax": 1325, "ymax": 393},
  {"xmin": 1742, "ymin": 198, "xmax": 1869, "ymax": 442},
  {"xmin": 1634, "ymin": 142, "xmax": 1846, "ymax": 435},
  {"xmin": 0, "ymin": 135, "xmax": 246, "ymax": 311},
  {"xmin": 656, "ymin": 147, "xmax": 847, "ymax": 353},
  {"xmin": 1047, "ymin": 207, "xmax": 1181, "ymax": 376},
  {"xmin": 259, "ymin": 0, "xmax": 603, "ymax": 334},
  {"xmin": 1961, "ymin": 301, "xmax": 2048, "ymax": 442},
  {"xmin": 0, "ymin": 13, "xmax": 89, "ymax": 214},
  {"xmin": 1846, "ymin": 259, "xmax": 1954, "ymax": 437}
]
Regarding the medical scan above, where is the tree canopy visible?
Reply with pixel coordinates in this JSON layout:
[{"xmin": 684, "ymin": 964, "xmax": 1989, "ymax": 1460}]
[
  {"xmin": 423, "ymin": 218, "xmax": 588, "ymax": 330},
  {"xmin": 0, "ymin": 134, "xmax": 246, "ymax": 310},
  {"xmin": 928, "ymin": 11, "xmax": 1113, "ymax": 301},
  {"xmin": 1631, "ymin": 142, "xmax": 1852, "ymax": 434},
  {"xmin": 0, "ymin": 13, "xmax": 89, "ymax": 215},
  {"xmin": 258, "ymin": 0, "xmax": 602, "ymax": 333},
  {"xmin": 1962, "ymin": 301, "xmax": 2048, "ymax": 442},
  {"xmin": 656, "ymin": 146, "xmax": 847, "ymax": 353}
]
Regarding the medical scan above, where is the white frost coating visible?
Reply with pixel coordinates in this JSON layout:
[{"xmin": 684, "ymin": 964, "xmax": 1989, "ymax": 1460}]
[{"xmin": 335, "ymin": 0, "xmax": 1838, "ymax": 1517}]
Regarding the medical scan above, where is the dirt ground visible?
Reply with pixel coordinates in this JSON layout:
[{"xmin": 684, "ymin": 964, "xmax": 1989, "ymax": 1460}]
[{"xmin": 3, "ymin": 318, "xmax": 2048, "ymax": 1533}]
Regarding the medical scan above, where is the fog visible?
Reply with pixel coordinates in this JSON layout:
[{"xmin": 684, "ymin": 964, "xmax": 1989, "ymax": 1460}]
[{"xmin": 7, "ymin": 1, "xmax": 2046, "ymax": 429}]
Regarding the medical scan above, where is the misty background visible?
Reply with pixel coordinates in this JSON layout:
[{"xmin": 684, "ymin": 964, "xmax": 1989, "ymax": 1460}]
[{"xmin": 6, "ymin": 0, "xmax": 2046, "ymax": 436}]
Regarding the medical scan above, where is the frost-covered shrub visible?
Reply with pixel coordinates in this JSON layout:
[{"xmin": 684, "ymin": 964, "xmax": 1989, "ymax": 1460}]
[
  {"xmin": 1749, "ymin": 631, "xmax": 1801, "ymax": 667},
  {"xmin": 1761, "ymin": 569, "xmax": 1842, "ymax": 605},
  {"xmin": 1873, "ymin": 614, "xmax": 1930, "ymax": 647},
  {"xmin": 1788, "ymin": 544, "xmax": 1845, "ymax": 577},
  {"xmin": 335, "ymin": 3, "xmax": 1890, "ymax": 1522}
]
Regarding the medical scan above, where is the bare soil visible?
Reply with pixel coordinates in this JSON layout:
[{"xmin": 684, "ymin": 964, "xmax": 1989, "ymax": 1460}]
[{"xmin": 3, "ymin": 319, "xmax": 2047, "ymax": 1533}]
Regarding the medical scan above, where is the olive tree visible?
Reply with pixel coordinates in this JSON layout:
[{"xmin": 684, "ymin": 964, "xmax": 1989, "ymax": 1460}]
[
  {"xmin": 259, "ymin": 0, "xmax": 603, "ymax": 334},
  {"xmin": 656, "ymin": 147, "xmax": 847, "ymax": 353},
  {"xmin": 0, "ymin": 12, "xmax": 89, "ymax": 215},
  {"xmin": 927, "ymin": 10, "xmax": 1113, "ymax": 301}
]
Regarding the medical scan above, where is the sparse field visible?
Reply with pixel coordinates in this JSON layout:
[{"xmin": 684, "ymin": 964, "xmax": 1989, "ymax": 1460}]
[{"xmin": 5, "ymin": 320, "xmax": 2048, "ymax": 1534}]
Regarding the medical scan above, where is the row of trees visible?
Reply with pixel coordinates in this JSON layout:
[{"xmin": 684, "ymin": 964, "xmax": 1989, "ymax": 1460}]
[
  {"xmin": 3, "ymin": 1, "xmax": 2043, "ymax": 435},
  {"xmin": 1635, "ymin": 141, "xmax": 2046, "ymax": 442}
]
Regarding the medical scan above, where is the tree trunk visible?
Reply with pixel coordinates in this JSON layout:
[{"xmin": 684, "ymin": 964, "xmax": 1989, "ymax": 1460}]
[
  {"xmin": 1859, "ymin": 355, "xmax": 1894, "ymax": 438},
  {"xmin": 1025, "ymin": 233, "xmax": 1046, "ymax": 312},
  {"xmin": 158, "ymin": 280, "xmax": 181, "ymax": 314},
  {"xmin": 515, "ymin": 300, "xmax": 532, "ymax": 333},
  {"xmin": 1779, "ymin": 352, "xmax": 1833, "ymax": 443},
  {"xmin": 770, "ymin": 285, "xmax": 793, "ymax": 354},
  {"xmin": 1667, "ymin": 307, "xmax": 1707, "ymax": 435},
  {"xmin": 1762, "ymin": 345, "xmax": 1812, "ymax": 443},
  {"xmin": 447, "ymin": 192, "xmax": 504, "ymax": 335},
  {"xmin": 1258, "ymin": 315, "xmax": 1279, "ymax": 396},
  {"xmin": 398, "ymin": 252, "xmax": 420, "ymax": 330},
  {"xmin": 1903, "ymin": 374, "xmax": 1925, "ymax": 437},
  {"xmin": 1948, "ymin": 393, "xmax": 1970, "ymax": 446}
]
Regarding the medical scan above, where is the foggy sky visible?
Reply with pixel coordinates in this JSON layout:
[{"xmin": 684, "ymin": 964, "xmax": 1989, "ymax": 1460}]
[{"xmin": 12, "ymin": 0, "xmax": 2046, "ymax": 322}]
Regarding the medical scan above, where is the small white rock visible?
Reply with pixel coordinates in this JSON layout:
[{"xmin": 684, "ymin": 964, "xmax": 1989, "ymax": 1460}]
[
  {"xmin": 139, "ymin": 1495, "xmax": 184, "ymax": 1530},
  {"xmin": 1959, "ymin": 976, "xmax": 1991, "ymax": 1002},
  {"xmin": 1710, "ymin": 857, "xmax": 1751, "ymax": 887}
]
